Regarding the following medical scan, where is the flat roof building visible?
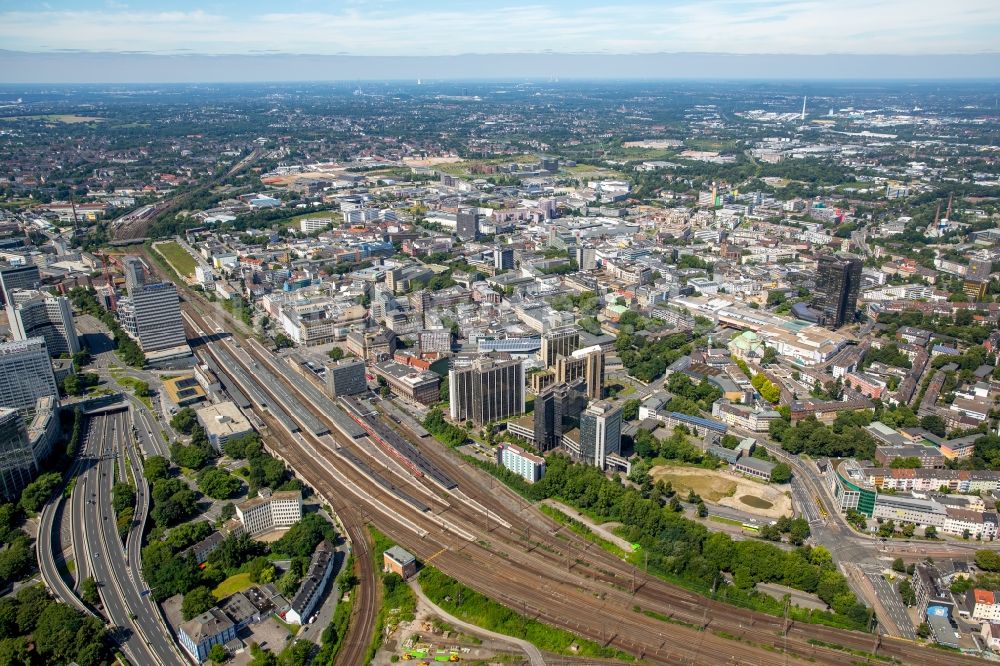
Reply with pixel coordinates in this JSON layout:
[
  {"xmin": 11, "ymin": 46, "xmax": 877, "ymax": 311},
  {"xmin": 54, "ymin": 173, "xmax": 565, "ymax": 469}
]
[
  {"xmin": 236, "ymin": 489, "xmax": 303, "ymax": 536},
  {"xmin": 195, "ymin": 401, "xmax": 253, "ymax": 449},
  {"xmin": 325, "ymin": 357, "xmax": 367, "ymax": 397},
  {"xmin": 383, "ymin": 545, "xmax": 417, "ymax": 579},
  {"xmin": 0, "ymin": 262, "xmax": 40, "ymax": 306},
  {"xmin": 830, "ymin": 458, "xmax": 878, "ymax": 517},
  {"xmin": 163, "ymin": 375, "xmax": 207, "ymax": 407},
  {"xmin": 496, "ymin": 442, "xmax": 546, "ymax": 483},
  {"xmin": 7, "ymin": 289, "xmax": 79, "ymax": 356},
  {"xmin": 449, "ymin": 357, "xmax": 525, "ymax": 425},
  {"xmin": 580, "ymin": 400, "xmax": 621, "ymax": 470},
  {"xmin": 118, "ymin": 280, "xmax": 188, "ymax": 354},
  {"xmin": 373, "ymin": 360, "xmax": 440, "ymax": 405}
]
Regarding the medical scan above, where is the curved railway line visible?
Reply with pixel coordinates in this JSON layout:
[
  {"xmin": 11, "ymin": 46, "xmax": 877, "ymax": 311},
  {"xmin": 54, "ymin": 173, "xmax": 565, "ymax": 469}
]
[{"xmin": 179, "ymin": 297, "xmax": 982, "ymax": 666}]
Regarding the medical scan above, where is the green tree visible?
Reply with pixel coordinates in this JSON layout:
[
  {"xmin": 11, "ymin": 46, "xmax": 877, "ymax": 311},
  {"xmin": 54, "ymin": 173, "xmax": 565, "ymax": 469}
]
[
  {"xmin": 143, "ymin": 455, "xmax": 170, "ymax": 481},
  {"xmin": 248, "ymin": 557, "xmax": 276, "ymax": 584},
  {"xmin": 150, "ymin": 477, "xmax": 199, "ymax": 528},
  {"xmin": 891, "ymin": 557, "xmax": 905, "ymax": 573},
  {"xmin": 209, "ymin": 643, "xmax": 228, "ymax": 664},
  {"xmin": 81, "ymin": 577, "xmax": 99, "ymax": 605},
  {"xmin": 976, "ymin": 550, "xmax": 1000, "ymax": 572},
  {"xmin": 197, "ymin": 468, "xmax": 242, "ymax": 499},
  {"xmin": 898, "ymin": 578, "xmax": 916, "ymax": 606},
  {"xmin": 34, "ymin": 602, "xmax": 108, "ymax": 665},
  {"xmin": 761, "ymin": 346, "xmax": 778, "ymax": 365},
  {"xmin": 0, "ymin": 535, "xmax": 33, "ymax": 584},
  {"xmin": 273, "ymin": 514, "xmax": 334, "ymax": 558},
  {"xmin": 182, "ymin": 587, "xmax": 217, "ymax": 620},
  {"xmin": 769, "ymin": 463, "xmax": 792, "ymax": 484},
  {"xmin": 18, "ymin": 473, "xmax": 61, "ymax": 513},
  {"xmin": 924, "ymin": 525, "xmax": 938, "ymax": 539},
  {"xmin": 170, "ymin": 407, "xmax": 199, "ymax": 435},
  {"xmin": 920, "ymin": 414, "xmax": 947, "ymax": 437},
  {"xmin": 621, "ymin": 398, "xmax": 641, "ymax": 422},
  {"xmin": 171, "ymin": 441, "xmax": 212, "ymax": 470},
  {"xmin": 111, "ymin": 482, "xmax": 135, "ymax": 515}
]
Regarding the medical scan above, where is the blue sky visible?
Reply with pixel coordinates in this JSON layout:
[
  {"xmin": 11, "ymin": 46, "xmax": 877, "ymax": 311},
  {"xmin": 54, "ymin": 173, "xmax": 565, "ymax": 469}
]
[{"xmin": 1, "ymin": 0, "xmax": 998, "ymax": 56}]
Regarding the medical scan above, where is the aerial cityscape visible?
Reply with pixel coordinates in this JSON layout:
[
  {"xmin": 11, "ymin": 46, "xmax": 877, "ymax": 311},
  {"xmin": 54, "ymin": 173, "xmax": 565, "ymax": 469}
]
[{"xmin": 1, "ymin": 2, "xmax": 999, "ymax": 666}]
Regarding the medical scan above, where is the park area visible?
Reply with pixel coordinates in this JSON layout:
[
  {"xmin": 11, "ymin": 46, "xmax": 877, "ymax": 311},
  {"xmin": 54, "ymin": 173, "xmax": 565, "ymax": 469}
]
[
  {"xmin": 649, "ymin": 465, "xmax": 791, "ymax": 519},
  {"xmin": 155, "ymin": 240, "xmax": 198, "ymax": 277}
]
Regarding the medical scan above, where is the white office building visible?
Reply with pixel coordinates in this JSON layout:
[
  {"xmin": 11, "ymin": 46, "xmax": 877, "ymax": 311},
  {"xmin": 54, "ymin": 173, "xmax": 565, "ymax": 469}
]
[
  {"xmin": 7, "ymin": 289, "xmax": 79, "ymax": 356},
  {"xmin": 235, "ymin": 489, "xmax": 303, "ymax": 536},
  {"xmin": 118, "ymin": 281, "xmax": 188, "ymax": 354},
  {"xmin": 580, "ymin": 400, "xmax": 622, "ymax": 470},
  {"xmin": 497, "ymin": 442, "xmax": 546, "ymax": 483}
]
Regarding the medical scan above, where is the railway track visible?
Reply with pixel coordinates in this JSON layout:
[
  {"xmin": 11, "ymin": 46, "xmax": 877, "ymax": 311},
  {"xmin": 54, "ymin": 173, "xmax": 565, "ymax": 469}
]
[{"xmin": 179, "ymin": 298, "xmax": 982, "ymax": 665}]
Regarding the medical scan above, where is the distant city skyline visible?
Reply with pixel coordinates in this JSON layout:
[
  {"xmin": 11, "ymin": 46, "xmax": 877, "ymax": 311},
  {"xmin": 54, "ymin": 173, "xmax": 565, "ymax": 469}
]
[{"xmin": 0, "ymin": 0, "xmax": 997, "ymax": 56}]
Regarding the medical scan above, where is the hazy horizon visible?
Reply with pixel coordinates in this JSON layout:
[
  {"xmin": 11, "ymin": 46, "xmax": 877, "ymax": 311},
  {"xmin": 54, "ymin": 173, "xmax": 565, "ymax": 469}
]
[{"xmin": 2, "ymin": 50, "xmax": 1000, "ymax": 84}]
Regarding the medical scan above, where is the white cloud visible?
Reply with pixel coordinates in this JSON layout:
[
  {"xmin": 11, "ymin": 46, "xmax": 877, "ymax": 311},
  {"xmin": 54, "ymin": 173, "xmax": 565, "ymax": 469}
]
[{"xmin": 0, "ymin": 1, "xmax": 997, "ymax": 55}]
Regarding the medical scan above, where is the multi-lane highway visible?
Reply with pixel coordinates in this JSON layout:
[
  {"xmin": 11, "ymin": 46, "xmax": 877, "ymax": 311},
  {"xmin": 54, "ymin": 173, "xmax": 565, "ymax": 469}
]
[
  {"xmin": 73, "ymin": 408, "xmax": 186, "ymax": 666},
  {"xmin": 36, "ymin": 442, "xmax": 93, "ymax": 617},
  {"xmin": 179, "ymin": 297, "xmax": 986, "ymax": 666}
]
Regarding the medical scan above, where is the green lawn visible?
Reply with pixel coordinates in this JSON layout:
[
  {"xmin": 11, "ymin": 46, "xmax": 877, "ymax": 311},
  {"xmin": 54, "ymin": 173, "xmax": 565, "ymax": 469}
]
[
  {"xmin": 213, "ymin": 572, "xmax": 253, "ymax": 600},
  {"xmin": 117, "ymin": 376, "xmax": 153, "ymax": 410},
  {"xmin": 156, "ymin": 241, "xmax": 198, "ymax": 277}
]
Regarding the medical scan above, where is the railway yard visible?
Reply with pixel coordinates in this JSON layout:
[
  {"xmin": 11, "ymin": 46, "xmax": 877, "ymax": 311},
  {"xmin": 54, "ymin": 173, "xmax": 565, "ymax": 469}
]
[{"xmin": 178, "ymin": 292, "xmax": 985, "ymax": 666}]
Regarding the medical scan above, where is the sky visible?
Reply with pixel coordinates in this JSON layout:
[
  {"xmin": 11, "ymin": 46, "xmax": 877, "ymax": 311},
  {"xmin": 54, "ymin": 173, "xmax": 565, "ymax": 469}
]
[
  {"xmin": 1, "ymin": 0, "xmax": 998, "ymax": 56},
  {"xmin": 0, "ymin": 1, "xmax": 998, "ymax": 82}
]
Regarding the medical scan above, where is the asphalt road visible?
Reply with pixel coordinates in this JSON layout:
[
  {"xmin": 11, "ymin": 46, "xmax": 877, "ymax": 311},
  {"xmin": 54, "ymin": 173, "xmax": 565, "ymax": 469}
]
[
  {"xmin": 865, "ymin": 568, "xmax": 916, "ymax": 640},
  {"xmin": 80, "ymin": 409, "xmax": 185, "ymax": 666}
]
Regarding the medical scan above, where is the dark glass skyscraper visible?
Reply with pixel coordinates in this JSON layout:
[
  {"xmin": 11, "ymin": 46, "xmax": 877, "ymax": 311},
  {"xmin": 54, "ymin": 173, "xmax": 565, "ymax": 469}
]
[
  {"xmin": 813, "ymin": 253, "xmax": 862, "ymax": 329},
  {"xmin": 448, "ymin": 357, "xmax": 524, "ymax": 425},
  {"xmin": 456, "ymin": 206, "xmax": 478, "ymax": 241}
]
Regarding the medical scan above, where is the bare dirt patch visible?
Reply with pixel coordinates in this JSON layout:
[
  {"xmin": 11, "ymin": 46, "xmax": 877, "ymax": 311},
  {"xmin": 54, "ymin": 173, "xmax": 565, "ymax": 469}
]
[{"xmin": 649, "ymin": 465, "xmax": 791, "ymax": 518}]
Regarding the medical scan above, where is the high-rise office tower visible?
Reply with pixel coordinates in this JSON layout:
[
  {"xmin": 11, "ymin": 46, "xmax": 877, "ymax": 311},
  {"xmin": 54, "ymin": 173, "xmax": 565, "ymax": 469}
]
[
  {"xmin": 456, "ymin": 207, "xmax": 479, "ymax": 242},
  {"xmin": 579, "ymin": 400, "xmax": 622, "ymax": 470},
  {"xmin": 0, "ymin": 408, "xmax": 36, "ymax": 501},
  {"xmin": 576, "ymin": 245, "xmax": 597, "ymax": 271},
  {"xmin": 122, "ymin": 256, "xmax": 147, "ymax": 291},
  {"xmin": 0, "ymin": 262, "xmax": 40, "ymax": 306},
  {"xmin": 533, "ymin": 385, "xmax": 562, "ymax": 452},
  {"xmin": 533, "ymin": 381, "xmax": 586, "ymax": 452},
  {"xmin": 813, "ymin": 253, "xmax": 862, "ymax": 329},
  {"xmin": 7, "ymin": 289, "xmax": 80, "ymax": 356},
  {"xmin": 494, "ymin": 247, "xmax": 514, "ymax": 271},
  {"xmin": 449, "ymin": 357, "xmax": 524, "ymax": 425},
  {"xmin": 119, "ymin": 282, "xmax": 187, "ymax": 352},
  {"xmin": 554, "ymin": 354, "xmax": 586, "ymax": 384},
  {"xmin": 574, "ymin": 345, "xmax": 605, "ymax": 400},
  {"xmin": 541, "ymin": 327, "xmax": 580, "ymax": 367},
  {"xmin": 0, "ymin": 338, "xmax": 59, "ymax": 417}
]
